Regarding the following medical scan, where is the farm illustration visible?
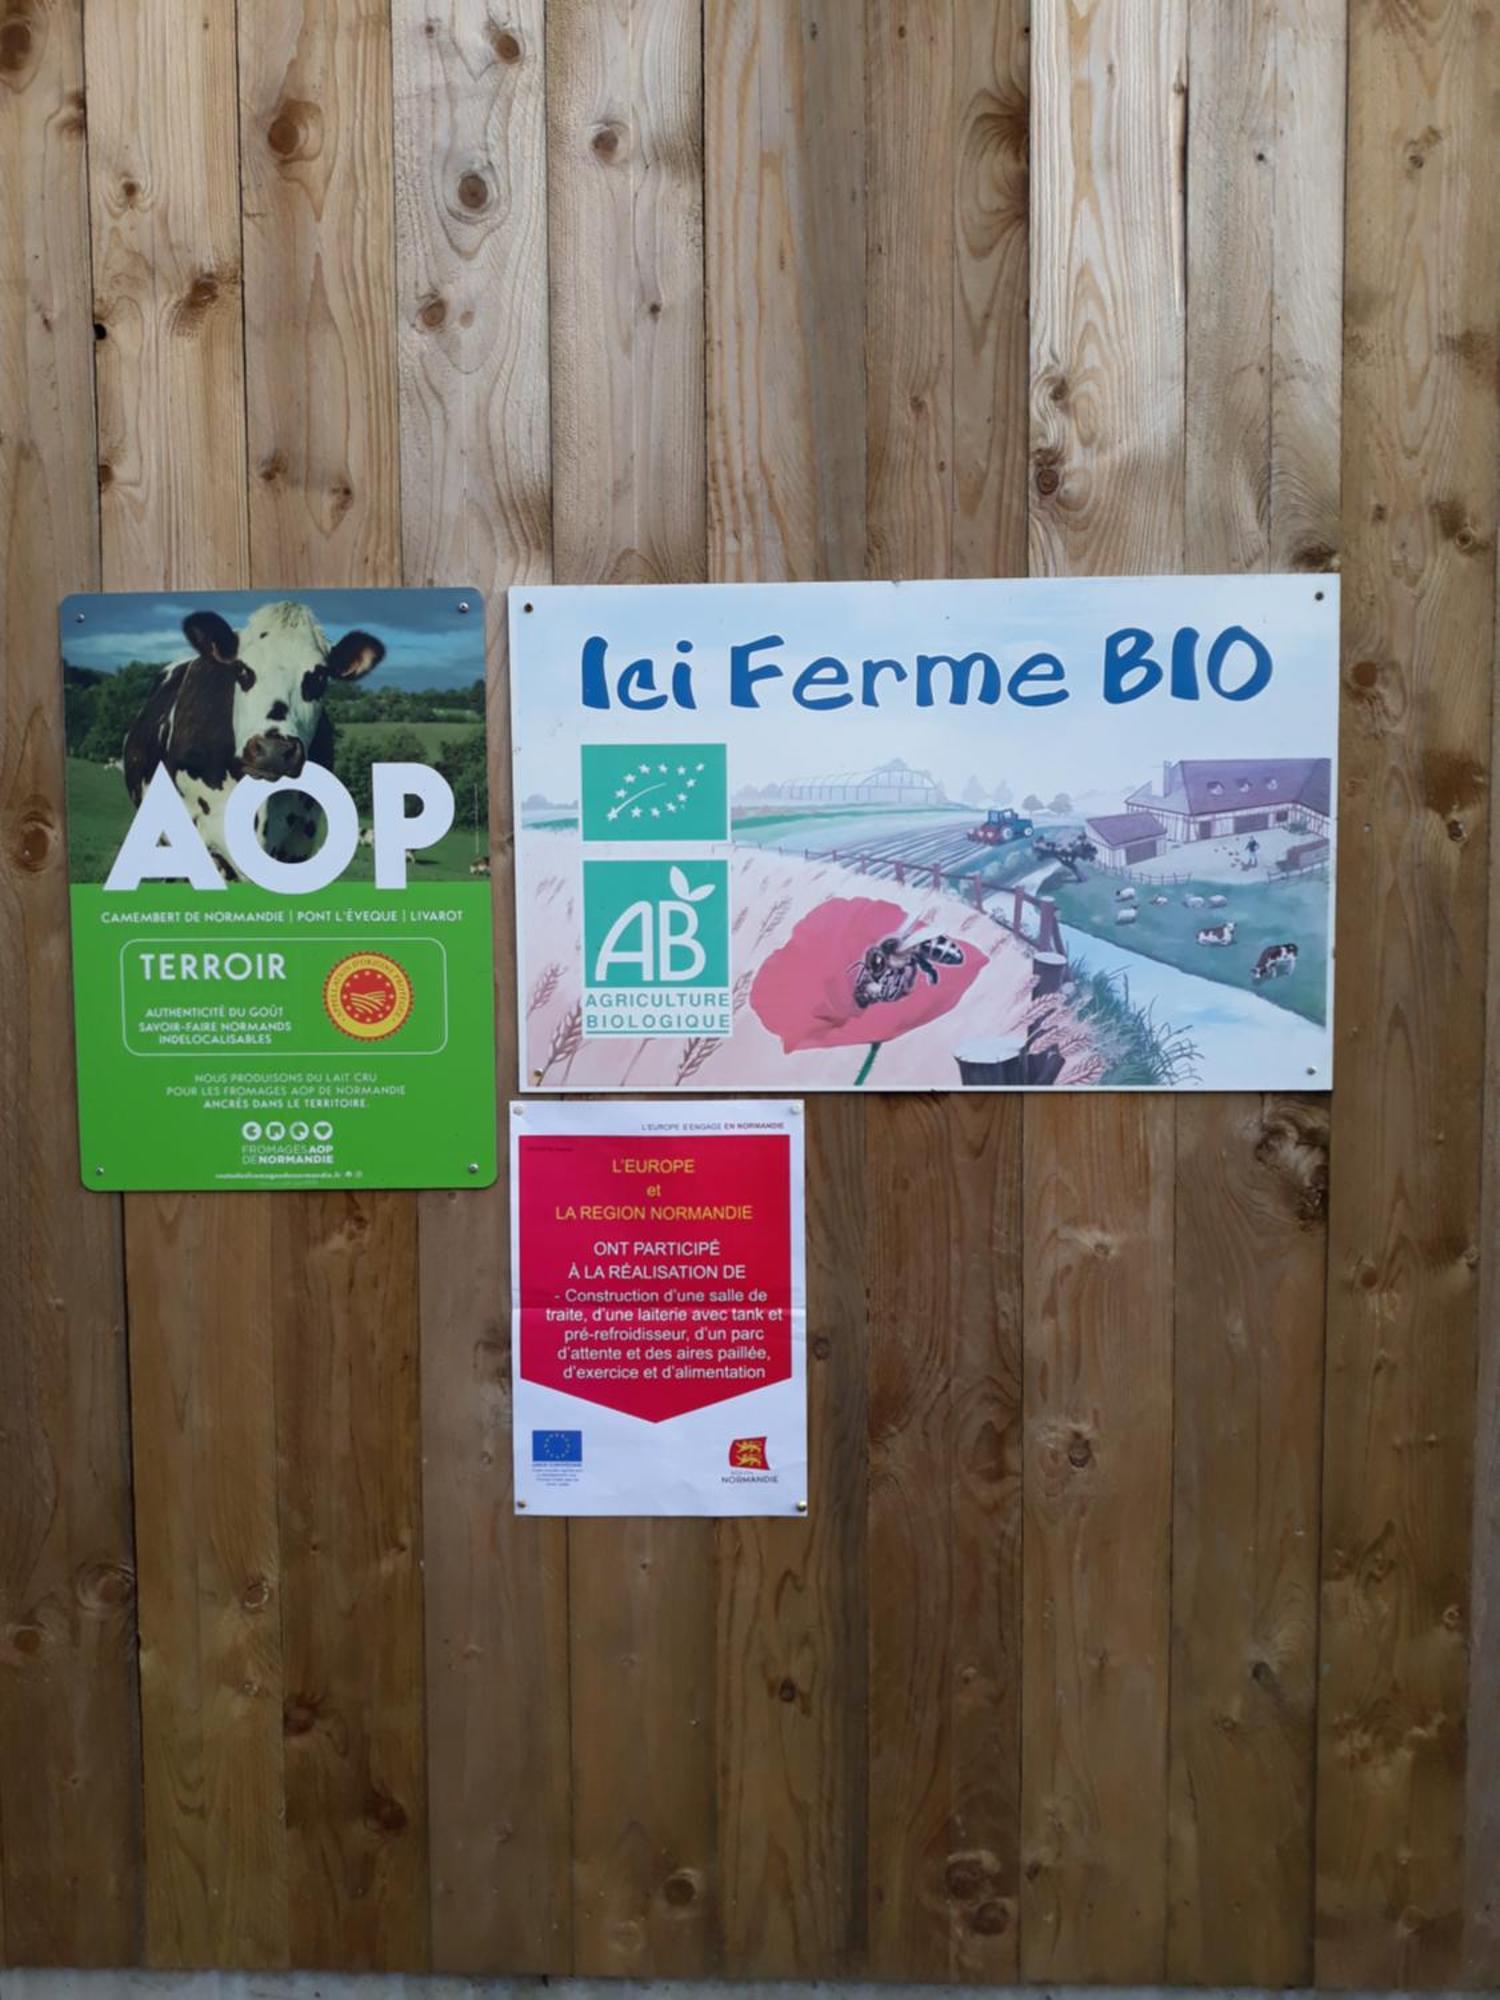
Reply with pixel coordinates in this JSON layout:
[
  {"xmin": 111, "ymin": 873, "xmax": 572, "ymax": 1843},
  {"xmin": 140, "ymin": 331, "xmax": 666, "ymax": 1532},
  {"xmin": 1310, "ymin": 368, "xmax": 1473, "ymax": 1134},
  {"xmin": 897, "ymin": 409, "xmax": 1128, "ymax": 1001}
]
[{"xmin": 518, "ymin": 747, "xmax": 1334, "ymax": 1093}]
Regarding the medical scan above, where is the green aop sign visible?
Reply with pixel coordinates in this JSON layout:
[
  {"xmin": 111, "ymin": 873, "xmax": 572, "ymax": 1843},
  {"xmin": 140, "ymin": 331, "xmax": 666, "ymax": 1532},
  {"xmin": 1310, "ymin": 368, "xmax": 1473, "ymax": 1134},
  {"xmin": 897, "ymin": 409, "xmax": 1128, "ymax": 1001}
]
[{"xmin": 62, "ymin": 589, "xmax": 497, "ymax": 1191}]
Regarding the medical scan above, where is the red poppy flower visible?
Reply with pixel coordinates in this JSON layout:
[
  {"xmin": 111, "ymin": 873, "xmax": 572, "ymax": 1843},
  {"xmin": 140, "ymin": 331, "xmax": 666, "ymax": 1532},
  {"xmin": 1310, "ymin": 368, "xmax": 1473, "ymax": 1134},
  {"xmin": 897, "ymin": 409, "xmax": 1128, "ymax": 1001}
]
[{"xmin": 750, "ymin": 895, "xmax": 987, "ymax": 1082}]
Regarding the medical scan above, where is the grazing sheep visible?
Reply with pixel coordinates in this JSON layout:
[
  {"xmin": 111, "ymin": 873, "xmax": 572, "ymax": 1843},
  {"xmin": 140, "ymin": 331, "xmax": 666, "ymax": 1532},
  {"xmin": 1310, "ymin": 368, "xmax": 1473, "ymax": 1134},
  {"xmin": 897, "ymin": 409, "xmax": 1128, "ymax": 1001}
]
[
  {"xmin": 1184, "ymin": 893, "xmax": 1206, "ymax": 909},
  {"xmin": 1150, "ymin": 894, "xmax": 1170, "ymax": 906},
  {"xmin": 1115, "ymin": 907, "xmax": 1139, "ymax": 925},
  {"xmin": 1115, "ymin": 885, "xmax": 1137, "ymax": 902},
  {"xmin": 1208, "ymin": 893, "xmax": 1228, "ymax": 908}
]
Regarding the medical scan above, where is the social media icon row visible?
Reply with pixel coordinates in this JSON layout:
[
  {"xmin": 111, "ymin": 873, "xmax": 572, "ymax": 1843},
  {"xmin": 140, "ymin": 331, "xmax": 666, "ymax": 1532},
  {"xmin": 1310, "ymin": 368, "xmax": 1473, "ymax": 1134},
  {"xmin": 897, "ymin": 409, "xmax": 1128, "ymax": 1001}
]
[{"xmin": 241, "ymin": 1120, "xmax": 334, "ymax": 1144}]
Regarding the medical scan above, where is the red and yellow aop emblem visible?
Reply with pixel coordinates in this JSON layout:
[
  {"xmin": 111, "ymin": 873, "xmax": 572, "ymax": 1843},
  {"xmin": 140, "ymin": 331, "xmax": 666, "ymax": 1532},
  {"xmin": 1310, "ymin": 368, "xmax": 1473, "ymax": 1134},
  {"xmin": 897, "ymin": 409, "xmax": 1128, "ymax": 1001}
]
[{"xmin": 323, "ymin": 952, "xmax": 413, "ymax": 1041}]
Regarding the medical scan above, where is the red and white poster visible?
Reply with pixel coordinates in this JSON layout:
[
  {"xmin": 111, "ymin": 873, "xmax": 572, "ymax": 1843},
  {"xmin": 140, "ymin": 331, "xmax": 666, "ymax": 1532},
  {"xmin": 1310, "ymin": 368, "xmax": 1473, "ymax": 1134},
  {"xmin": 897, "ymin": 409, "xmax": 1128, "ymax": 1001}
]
[{"xmin": 510, "ymin": 1100, "xmax": 807, "ymax": 1515}]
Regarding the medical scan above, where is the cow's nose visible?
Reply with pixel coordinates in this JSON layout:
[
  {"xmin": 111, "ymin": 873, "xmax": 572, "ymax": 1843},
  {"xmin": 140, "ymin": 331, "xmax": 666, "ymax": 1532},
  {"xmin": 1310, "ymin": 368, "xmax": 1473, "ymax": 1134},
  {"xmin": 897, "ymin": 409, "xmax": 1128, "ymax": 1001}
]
[{"xmin": 264, "ymin": 730, "xmax": 306, "ymax": 774}]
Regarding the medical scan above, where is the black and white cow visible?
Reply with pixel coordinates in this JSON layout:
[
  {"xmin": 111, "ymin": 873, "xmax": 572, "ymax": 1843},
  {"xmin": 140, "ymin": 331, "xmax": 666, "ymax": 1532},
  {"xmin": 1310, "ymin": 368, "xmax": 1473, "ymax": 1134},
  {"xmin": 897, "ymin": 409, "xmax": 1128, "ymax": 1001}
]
[
  {"xmin": 122, "ymin": 602, "xmax": 384, "ymax": 879},
  {"xmin": 1251, "ymin": 941, "xmax": 1299, "ymax": 982},
  {"xmin": 1196, "ymin": 920, "xmax": 1237, "ymax": 946}
]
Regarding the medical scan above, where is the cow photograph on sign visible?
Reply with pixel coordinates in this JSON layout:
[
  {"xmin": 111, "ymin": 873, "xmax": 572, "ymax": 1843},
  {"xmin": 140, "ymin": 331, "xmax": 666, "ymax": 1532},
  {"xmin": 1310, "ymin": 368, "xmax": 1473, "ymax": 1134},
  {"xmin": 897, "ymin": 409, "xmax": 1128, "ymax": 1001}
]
[
  {"xmin": 511, "ymin": 575, "xmax": 1340, "ymax": 1094},
  {"xmin": 61, "ymin": 588, "xmax": 497, "ymax": 1191}
]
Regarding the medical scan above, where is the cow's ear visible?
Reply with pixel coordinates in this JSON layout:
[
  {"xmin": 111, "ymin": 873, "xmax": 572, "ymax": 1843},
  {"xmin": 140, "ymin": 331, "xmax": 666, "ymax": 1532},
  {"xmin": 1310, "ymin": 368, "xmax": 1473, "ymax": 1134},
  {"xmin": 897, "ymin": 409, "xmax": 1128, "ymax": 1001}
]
[
  {"xmin": 327, "ymin": 629, "xmax": 385, "ymax": 680},
  {"xmin": 183, "ymin": 610, "xmax": 238, "ymax": 663}
]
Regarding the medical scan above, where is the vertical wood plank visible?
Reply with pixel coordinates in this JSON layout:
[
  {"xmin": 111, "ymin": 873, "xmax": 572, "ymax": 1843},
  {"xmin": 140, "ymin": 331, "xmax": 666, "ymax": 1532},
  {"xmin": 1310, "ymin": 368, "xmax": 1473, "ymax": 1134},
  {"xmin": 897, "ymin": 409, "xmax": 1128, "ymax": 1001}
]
[
  {"xmin": 1470, "ymin": 571, "xmax": 1500, "ymax": 1987},
  {"xmin": 1168, "ymin": 1090, "xmax": 1327, "ymax": 1983},
  {"xmin": 238, "ymin": 0, "xmax": 429, "ymax": 1968},
  {"xmin": 704, "ymin": 3, "xmax": 869, "ymax": 1974},
  {"xmin": 83, "ymin": 0, "xmax": 290, "ymax": 1966},
  {"xmin": 547, "ymin": 0, "xmax": 716, "ymax": 1978},
  {"xmin": 1022, "ymin": 1, "xmax": 1184, "ymax": 1980},
  {"xmin": 390, "ymin": 0, "xmax": 570, "ymax": 1973},
  {"xmin": 862, "ymin": 0, "xmax": 1029, "ymax": 1980},
  {"xmin": 1318, "ymin": 1, "xmax": 1499, "ymax": 1983},
  {"xmin": 548, "ymin": 0, "xmax": 705, "ymax": 591},
  {"xmin": 705, "ymin": 0, "xmax": 866, "ymax": 589},
  {"xmin": 1167, "ymin": 1, "xmax": 1343, "ymax": 1984},
  {"xmin": 1021, "ymin": 1092, "xmax": 1176, "ymax": 1975},
  {"xmin": 0, "ymin": 0, "xmax": 141, "ymax": 1963}
]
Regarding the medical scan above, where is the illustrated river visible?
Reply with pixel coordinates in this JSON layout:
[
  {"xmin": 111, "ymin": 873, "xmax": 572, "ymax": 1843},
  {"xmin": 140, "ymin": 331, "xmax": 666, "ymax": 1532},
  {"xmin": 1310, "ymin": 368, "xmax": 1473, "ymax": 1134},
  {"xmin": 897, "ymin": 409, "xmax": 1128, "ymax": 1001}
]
[{"xmin": 1059, "ymin": 924, "xmax": 1330, "ymax": 1089}]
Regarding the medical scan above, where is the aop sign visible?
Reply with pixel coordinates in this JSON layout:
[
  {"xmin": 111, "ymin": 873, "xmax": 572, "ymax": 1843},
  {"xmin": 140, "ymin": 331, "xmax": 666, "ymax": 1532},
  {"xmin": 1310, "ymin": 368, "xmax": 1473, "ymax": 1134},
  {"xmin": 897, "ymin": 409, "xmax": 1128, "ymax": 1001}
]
[
  {"xmin": 62, "ymin": 588, "xmax": 497, "ymax": 1191},
  {"xmin": 510, "ymin": 576, "xmax": 1340, "ymax": 1094}
]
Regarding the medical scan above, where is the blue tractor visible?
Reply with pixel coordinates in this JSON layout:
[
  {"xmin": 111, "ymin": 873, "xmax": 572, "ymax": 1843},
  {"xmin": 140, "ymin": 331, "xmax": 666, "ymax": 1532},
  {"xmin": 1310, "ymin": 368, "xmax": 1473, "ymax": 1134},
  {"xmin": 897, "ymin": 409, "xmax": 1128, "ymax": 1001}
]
[{"xmin": 968, "ymin": 805, "xmax": 1036, "ymax": 846}]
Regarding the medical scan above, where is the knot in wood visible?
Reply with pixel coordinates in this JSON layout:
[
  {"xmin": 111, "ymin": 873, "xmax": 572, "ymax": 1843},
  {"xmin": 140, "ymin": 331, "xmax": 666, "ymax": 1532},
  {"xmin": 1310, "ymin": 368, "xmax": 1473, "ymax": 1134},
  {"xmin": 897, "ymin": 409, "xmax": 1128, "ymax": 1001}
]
[
  {"xmin": 418, "ymin": 293, "xmax": 448, "ymax": 330},
  {"xmin": 971, "ymin": 1899, "xmax": 1010, "ymax": 1936},
  {"xmin": 75, "ymin": 1558, "xmax": 135, "ymax": 1612},
  {"xmin": 944, "ymin": 1854, "xmax": 988, "ymax": 1899},
  {"xmin": 1066, "ymin": 1431, "xmax": 1093, "ymax": 1469},
  {"xmin": 364, "ymin": 1787, "xmax": 409, "ymax": 1835},
  {"xmin": 662, "ymin": 1868, "xmax": 700, "ymax": 1907},
  {"xmin": 456, "ymin": 169, "xmax": 491, "ymax": 212},
  {"xmin": 591, "ymin": 121, "xmax": 625, "ymax": 162},
  {"xmin": 239, "ymin": 1575, "xmax": 272, "ymax": 1613},
  {"xmin": 489, "ymin": 24, "xmax": 522, "ymax": 63},
  {"xmin": 266, "ymin": 99, "xmax": 320, "ymax": 164},
  {"xmin": 811, "ymin": 1334, "xmax": 831, "ymax": 1360},
  {"xmin": 777, "ymin": 1675, "xmax": 798, "ymax": 1703},
  {"xmin": 0, "ymin": 17, "xmax": 34, "ymax": 74},
  {"xmin": 10, "ymin": 801, "xmax": 55, "ymax": 873}
]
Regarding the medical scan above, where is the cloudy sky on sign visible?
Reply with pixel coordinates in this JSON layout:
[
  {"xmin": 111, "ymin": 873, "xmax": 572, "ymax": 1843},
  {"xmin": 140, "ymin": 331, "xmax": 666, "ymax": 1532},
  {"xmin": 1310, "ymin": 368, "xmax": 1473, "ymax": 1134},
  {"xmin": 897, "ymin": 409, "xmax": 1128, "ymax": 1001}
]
[
  {"xmin": 510, "ymin": 576, "xmax": 1341, "ymax": 808},
  {"xmin": 60, "ymin": 588, "xmax": 488, "ymax": 691}
]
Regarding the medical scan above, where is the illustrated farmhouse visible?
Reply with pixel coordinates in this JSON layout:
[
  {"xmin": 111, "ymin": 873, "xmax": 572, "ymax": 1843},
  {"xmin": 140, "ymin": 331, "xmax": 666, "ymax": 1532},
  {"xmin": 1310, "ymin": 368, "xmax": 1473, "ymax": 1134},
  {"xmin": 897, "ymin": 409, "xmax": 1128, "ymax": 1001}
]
[{"xmin": 1085, "ymin": 757, "xmax": 1332, "ymax": 866}]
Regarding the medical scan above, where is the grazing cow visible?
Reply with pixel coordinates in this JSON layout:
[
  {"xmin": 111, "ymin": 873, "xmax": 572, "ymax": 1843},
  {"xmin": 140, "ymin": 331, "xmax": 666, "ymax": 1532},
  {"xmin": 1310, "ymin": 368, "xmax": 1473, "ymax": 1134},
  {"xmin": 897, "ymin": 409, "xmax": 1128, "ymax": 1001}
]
[
  {"xmin": 1196, "ymin": 921, "xmax": 1237, "ymax": 945},
  {"xmin": 122, "ymin": 602, "xmax": 385, "ymax": 880},
  {"xmin": 1115, "ymin": 907, "xmax": 1139, "ymax": 925},
  {"xmin": 1208, "ymin": 893, "xmax": 1228, "ymax": 908},
  {"xmin": 469, "ymin": 854, "xmax": 492, "ymax": 876},
  {"xmin": 1150, "ymin": 893, "xmax": 1170, "ymax": 906},
  {"xmin": 1183, "ymin": 893, "xmax": 1206, "ymax": 908},
  {"xmin": 1252, "ymin": 940, "xmax": 1299, "ymax": 982},
  {"xmin": 358, "ymin": 825, "xmax": 376, "ymax": 847},
  {"xmin": 1115, "ymin": 885, "xmax": 1137, "ymax": 902}
]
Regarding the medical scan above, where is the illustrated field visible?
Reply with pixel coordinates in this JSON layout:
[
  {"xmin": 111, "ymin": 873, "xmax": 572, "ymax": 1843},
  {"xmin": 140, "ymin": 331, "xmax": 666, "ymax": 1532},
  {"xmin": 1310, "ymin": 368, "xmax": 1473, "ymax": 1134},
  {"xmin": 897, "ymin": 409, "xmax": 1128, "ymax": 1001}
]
[{"xmin": 1046, "ymin": 866, "xmax": 1330, "ymax": 1024}]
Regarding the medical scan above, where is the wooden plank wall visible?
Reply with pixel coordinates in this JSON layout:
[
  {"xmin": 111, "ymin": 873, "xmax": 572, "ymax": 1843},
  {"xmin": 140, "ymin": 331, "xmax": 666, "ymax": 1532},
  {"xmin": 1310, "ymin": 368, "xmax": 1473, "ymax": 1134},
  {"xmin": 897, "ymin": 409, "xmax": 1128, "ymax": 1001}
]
[{"xmin": 1, "ymin": 0, "xmax": 1498, "ymax": 1983}]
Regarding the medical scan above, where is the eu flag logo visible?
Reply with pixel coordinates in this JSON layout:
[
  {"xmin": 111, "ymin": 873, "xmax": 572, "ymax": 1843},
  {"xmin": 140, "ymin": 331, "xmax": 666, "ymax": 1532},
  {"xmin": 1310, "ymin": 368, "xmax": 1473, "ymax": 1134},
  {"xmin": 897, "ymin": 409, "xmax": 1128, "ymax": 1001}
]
[
  {"xmin": 580, "ymin": 743, "xmax": 729, "ymax": 842},
  {"xmin": 532, "ymin": 1429, "xmax": 583, "ymax": 1464}
]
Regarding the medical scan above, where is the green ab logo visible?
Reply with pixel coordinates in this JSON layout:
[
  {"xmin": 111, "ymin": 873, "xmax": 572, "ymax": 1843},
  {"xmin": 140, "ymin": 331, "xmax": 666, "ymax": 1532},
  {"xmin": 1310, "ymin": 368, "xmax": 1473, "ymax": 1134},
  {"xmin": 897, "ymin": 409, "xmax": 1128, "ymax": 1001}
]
[{"xmin": 583, "ymin": 859, "xmax": 730, "ymax": 991}]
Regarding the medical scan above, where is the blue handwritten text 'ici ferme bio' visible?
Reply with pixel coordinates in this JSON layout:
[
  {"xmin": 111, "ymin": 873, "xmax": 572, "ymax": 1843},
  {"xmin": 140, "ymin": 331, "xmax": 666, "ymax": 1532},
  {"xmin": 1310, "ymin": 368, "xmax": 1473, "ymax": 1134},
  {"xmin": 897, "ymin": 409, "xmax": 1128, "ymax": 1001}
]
[{"xmin": 579, "ymin": 626, "xmax": 1275, "ymax": 714}]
